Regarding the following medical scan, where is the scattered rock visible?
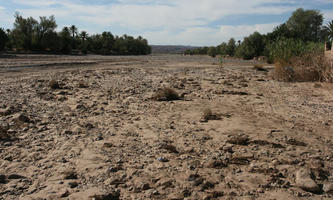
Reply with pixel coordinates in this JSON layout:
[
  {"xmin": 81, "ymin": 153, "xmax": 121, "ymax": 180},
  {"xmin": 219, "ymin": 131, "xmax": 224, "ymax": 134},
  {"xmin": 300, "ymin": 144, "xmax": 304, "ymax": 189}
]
[
  {"xmin": 206, "ymin": 160, "xmax": 227, "ymax": 169},
  {"xmin": 227, "ymin": 135, "xmax": 250, "ymax": 145},
  {"xmin": 286, "ymin": 138, "xmax": 307, "ymax": 146},
  {"xmin": 157, "ymin": 157, "xmax": 169, "ymax": 162},
  {"xmin": 295, "ymin": 168, "xmax": 320, "ymax": 193},
  {"xmin": 159, "ymin": 143, "xmax": 178, "ymax": 153},
  {"xmin": 0, "ymin": 122, "xmax": 10, "ymax": 140},
  {"xmin": 13, "ymin": 113, "xmax": 31, "ymax": 123},
  {"xmin": 60, "ymin": 190, "xmax": 70, "ymax": 198},
  {"xmin": 0, "ymin": 175, "xmax": 7, "ymax": 184},
  {"xmin": 7, "ymin": 174, "xmax": 26, "ymax": 179},
  {"xmin": 90, "ymin": 191, "xmax": 120, "ymax": 200},
  {"xmin": 68, "ymin": 181, "xmax": 79, "ymax": 188},
  {"xmin": 63, "ymin": 170, "xmax": 78, "ymax": 180},
  {"xmin": 222, "ymin": 90, "xmax": 249, "ymax": 95},
  {"xmin": 323, "ymin": 183, "xmax": 333, "ymax": 193}
]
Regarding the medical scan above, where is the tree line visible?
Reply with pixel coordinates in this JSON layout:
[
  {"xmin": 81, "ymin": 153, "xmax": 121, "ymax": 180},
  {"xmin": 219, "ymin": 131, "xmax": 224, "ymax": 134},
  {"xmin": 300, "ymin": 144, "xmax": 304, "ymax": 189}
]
[
  {"xmin": 0, "ymin": 13, "xmax": 151, "ymax": 55},
  {"xmin": 185, "ymin": 8, "xmax": 332, "ymax": 63}
]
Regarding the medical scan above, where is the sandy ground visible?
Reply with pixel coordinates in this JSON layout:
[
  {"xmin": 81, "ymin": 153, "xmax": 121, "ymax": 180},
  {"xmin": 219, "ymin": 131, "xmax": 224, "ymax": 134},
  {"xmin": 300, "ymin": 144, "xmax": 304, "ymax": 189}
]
[{"xmin": 0, "ymin": 54, "xmax": 333, "ymax": 200}]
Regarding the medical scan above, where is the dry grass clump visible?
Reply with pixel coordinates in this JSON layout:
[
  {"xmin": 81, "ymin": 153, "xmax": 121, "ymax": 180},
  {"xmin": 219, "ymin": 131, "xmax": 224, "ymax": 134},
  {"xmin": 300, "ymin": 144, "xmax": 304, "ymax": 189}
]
[
  {"xmin": 153, "ymin": 87, "xmax": 180, "ymax": 101},
  {"xmin": 49, "ymin": 80, "xmax": 60, "ymax": 89},
  {"xmin": 253, "ymin": 64, "xmax": 268, "ymax": 72},
  {"xmin": 274, "ymin": 53, "xmax": 333, "ymax": 82},
  {"xmin": 202, "ymin": 108, "xmax": 213, "ymax": 121},
  {"xmin": 201, "ymin": 108, "xmax": 220, "ymax": 122},
  {"xmin": 78, "ymin": 80, "xmax": 89, "ymax": 88}
]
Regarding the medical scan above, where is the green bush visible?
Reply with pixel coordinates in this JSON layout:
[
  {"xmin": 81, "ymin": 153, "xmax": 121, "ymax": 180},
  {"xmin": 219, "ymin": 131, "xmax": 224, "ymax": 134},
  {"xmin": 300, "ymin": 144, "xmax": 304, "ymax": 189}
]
[{"xmin": 267, "ymin": 37, "xmax": 324, "ymax": 64}]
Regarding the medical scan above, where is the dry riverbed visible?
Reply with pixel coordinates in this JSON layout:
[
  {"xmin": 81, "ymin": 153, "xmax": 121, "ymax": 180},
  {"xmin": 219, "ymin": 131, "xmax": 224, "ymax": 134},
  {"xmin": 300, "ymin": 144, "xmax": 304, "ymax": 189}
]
[{"xmin": 0, "ymin": 54, "xmax": 333, "ymax": 199}]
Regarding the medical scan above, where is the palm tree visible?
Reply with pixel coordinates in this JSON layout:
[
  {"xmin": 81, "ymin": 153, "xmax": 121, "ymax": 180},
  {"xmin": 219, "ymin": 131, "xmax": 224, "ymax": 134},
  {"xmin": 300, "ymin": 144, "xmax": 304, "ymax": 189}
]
[
  {"xmin": 323, "ymin": 20, "xmax": 333, "ymax": 51},
  {"xmin": 79, "ymin": 31, "xmax": 87, "ymax": 42},
  {"xmin": 69, "ymin": 25, "xmax": 77, "ymax": 38}
]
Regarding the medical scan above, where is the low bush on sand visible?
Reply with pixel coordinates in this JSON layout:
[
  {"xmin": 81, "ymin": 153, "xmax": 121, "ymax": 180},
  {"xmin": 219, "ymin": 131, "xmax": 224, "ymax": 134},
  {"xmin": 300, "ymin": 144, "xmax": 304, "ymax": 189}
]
[
  {"xmin": 153, "ymin": 87, "xmax": 180, "ymax": 101},
  {"xmin": 269, "ymin": 38, "xmax": 333, "ymax": 82},
  {"xmin": 49, "ymin": 80, "xmax": 60, "ymax": 89},
  {"xmin": 273, "ymin": 52, "xmax": 333, "ymax": 82}
]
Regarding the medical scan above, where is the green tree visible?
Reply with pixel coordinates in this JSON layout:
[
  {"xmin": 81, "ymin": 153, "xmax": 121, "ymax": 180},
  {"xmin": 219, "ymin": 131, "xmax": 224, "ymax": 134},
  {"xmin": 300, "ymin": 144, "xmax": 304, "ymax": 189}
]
[
  {"xmin": 208, "ymin": 46, "xmax": 217, "ymax": 57},
  {"xmin": 0, "ymin": 28, "xmax": 8, "ymax": 51},
  {"xmin": 226, "ymin": 38, "xmax": 236, "ymax": 56},
  {"xmin": 69, "ymin": 25, "xmax": 78, "ymax": 38},
  {"xmin": 265, "ymin": 23, "xmax": 294, "ymax": 42},
  {"xmin": 217, "ymin": 42, "xmax": 227, "ymax": 55},
  {"xmin": 12, "ymin": 12, "xmax": 38, "ymax": 50},
  {"xmin": 60, "ymin": 27, "xmax": 72, "ymax": 54},
  {"xmin": 37, "ymin": 16, "xmax": 57, "ymax": 50},
  {"xmin": 236, "ymin": 32, "xmax": 264, "ymax": 59},
  {"xmin": 286, "ymin": 8, "xmax": 323, "ymax": 42}
]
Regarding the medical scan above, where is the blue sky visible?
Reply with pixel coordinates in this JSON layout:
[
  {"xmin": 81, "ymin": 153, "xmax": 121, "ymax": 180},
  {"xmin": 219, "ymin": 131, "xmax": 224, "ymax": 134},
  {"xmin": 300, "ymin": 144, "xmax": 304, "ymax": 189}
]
[{"xmin": 0, "ymin": 0, "xmax": 333, "ymax": 46}]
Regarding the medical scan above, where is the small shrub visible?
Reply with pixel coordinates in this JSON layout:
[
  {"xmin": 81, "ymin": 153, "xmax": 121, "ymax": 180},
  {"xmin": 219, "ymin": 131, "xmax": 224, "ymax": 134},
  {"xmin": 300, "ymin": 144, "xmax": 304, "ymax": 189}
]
[
  {"xmin": 154, "ymin": 87, "xmax": 179, "ymax": 101},
  {"xmin": 273, "ymin": 52, "xmax": 333, "ymax": 82},
  {"xmin": 202, "ymin": 108, "xmax": 213, "ymax": 121},
  {"xmin": 201, "ymin": 108, "xmax": 220, "ymax": 122},
  {"xmin": 49, "ymin": 80, "xmax": 60, "ymax": 89},
  {"xmin": 78, "ymin": 80, "xmax": 88, "ymax": 88}
]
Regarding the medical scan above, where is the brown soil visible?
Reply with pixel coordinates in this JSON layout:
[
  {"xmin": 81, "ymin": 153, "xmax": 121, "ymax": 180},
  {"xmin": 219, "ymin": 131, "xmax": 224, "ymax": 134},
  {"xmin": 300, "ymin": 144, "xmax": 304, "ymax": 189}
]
[{"xmin": 0, "ymin": 54, "xmax": 333, "ymax": 199}]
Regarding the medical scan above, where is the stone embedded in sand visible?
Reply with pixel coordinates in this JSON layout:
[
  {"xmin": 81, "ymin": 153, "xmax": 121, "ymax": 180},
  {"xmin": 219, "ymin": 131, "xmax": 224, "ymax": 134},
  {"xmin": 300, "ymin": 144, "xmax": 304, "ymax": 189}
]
[
  {"xmin": 323, "ymin": 183, "xmax": 333, "ymax": 193},
  {"xmin": 227, "ymin": 135, "xmax": 250, "ymax": 145},
  {"xmin": 0, "ymin": 122, "xmax": 10, "ymax": 140},
  {"xmin": 0, "ymin": 107, "xmax": 14, "ymax": 116},
  {"xmin": 157, "ymin": 157, "xmax": 169, "ymax": 162},
  {"xmin": 13, "ymin": 113, "xmax": 31, "ymax": 123},
  {"xmin": 206, "ymin": 160, "xmax": 227, "ymax": 169},
  {"xmin": 159, "ymin": 143, "xmax": 179, "ymax": 154},
  {"xmin": 63, "ymin": 170, "xmax": 78, "ymax": 180},
  {"xmin": 90, "ymin": 191, "xmax": 120, "ymax": 200},
  {"xmin": 295, "ymin": 168, "xmax": 320, "ymax": 193}
]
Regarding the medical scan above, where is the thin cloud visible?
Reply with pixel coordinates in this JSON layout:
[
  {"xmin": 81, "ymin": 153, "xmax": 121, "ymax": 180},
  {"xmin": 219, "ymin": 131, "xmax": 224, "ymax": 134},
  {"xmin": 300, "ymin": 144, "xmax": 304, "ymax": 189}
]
[{"xmin": 2, "ymin": 0, "xmax": 333, "ymax": 45}]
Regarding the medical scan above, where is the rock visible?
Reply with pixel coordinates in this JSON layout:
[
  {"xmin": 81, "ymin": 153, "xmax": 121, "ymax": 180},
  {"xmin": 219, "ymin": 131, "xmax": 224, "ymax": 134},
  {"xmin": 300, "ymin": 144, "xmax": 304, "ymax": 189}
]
[
  {"xmin": 13, "ymin": 113, "xmax": 31, "ymax": 123},
  {"xmin": 157, "ymin": 157, "xmax": 169, "ymax": 162},
  {"xmin": 90, "ymin": 191, "xmax": 120, "ymax": 200},
  {"xmin": 0, "ymin": 122, "xmax": 10, "ymax": 140},
  {"xmin": 7, "ymin": 174, "xmax": 26, "ymax": 179},
  {"xmin": 68, "ymin": 181, "xmax": 79, "ymax": 188},
  {"xmin": 0, "ymin": 107, "xmax": 14, "ymax": 116},
  {"xmin": 227, "ymin": 135, "xmax": 250, "ymax": 145},
  {"xmin": 159, "ymin": 143, "xmax": 179, "ymax": 153},
  {"xmin": 206, "ymin": 160, "xmax": 227, "ymax": 169},
  {"xmin": 63, "ymin": 170, "xmax": 78, "ymax": 180},
  {"xmin": 141, "ymin": 183, "xmax": 151, "ymax": 190},
  {"xmin": 295, "ymin": 168, "xmax": 320, "ymax": 193},
  {"xmin": 0, "ymin": 174, "xmax": 7, "ymax": 184},
  {"xmin": 60, "ymin": 190, "xmax": 70, "ymax": 198},
  {"xmin": 323, "ymin": 183, "xmax": 333, "ymax": 193}
]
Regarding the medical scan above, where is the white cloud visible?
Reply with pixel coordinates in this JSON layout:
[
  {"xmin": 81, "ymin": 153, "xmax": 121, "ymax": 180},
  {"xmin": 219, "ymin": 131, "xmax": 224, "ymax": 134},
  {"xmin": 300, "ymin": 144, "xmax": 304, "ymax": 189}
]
[
  {"xmin": 143, "ymin": 23, "xmax": 279, "ymax": 46},
  {"xmin": 323, "ymin": 10, "xmax": 333, "ymax": 22},
  {"xmin": 5, "ymin": 0, "xmax": 319, "ymax": 45}
]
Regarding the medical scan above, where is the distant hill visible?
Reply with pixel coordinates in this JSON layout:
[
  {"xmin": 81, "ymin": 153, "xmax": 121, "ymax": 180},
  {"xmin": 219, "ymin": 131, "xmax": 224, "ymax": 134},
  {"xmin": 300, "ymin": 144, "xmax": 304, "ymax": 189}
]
[{"xmin": 150, "ymin": 45, "xmax": 199, "ymax": 54}]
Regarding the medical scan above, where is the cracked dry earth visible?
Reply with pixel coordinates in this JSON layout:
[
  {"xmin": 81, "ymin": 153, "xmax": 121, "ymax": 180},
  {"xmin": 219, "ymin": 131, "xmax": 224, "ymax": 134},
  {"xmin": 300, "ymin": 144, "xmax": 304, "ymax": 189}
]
[{"xmin": 1, "ymin": 55, "xmax": 333, "ymax": 200}]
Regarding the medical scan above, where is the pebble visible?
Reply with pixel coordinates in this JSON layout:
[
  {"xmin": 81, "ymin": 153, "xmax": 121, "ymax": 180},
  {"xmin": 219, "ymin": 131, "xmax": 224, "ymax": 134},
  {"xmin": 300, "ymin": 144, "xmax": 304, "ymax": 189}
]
[{"xmin": 157, "ymin": 157, "xmax": 169, "ymax": 162}]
